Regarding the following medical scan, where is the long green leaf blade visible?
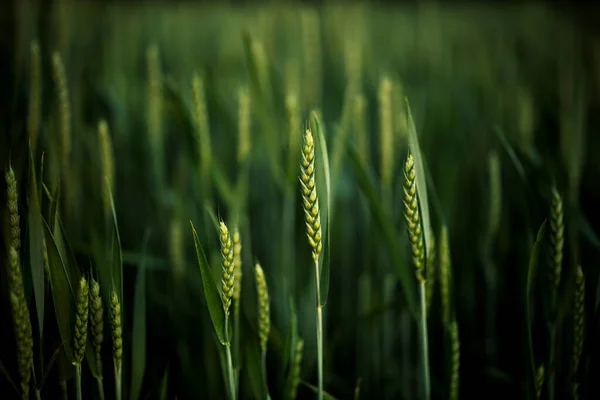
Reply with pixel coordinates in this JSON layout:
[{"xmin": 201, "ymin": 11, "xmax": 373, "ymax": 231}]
[
  {"xmin": 28, "ymin": 143, "xmax": 45, "ymax": 338},
  {"xmin": 311, "ymin": 112, "xmax": 332, "ymax": 306},
  {"xmin": 42, "ymin": 218, "xmax": 75, "ymax": 361},
  {"xmin": 405, "ymin": 99, "xmax": 432, "ymax": 258},
  {"xmin": 526, "ymin": 219, "xmax": 547, "ymax": 382},
  {"xmin": 106, "ymin": 177, "xmax": 123, "ymax": 308},
  {"xmin": 190, "ymin": 221, "xmax": 227, "ymax": 344}
]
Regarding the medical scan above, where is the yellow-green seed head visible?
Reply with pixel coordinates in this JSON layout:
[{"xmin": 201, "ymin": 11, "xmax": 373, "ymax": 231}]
[
  {"xmin": 255, "ymin": 263, "xmax": 270, "ymax": 353},
  {"xmin": 549, "ymin": 188, "xmax": 564, "ymax": 294},
  {"xmin": 74, "ymin": 276, "xmax": 89, "ymax": 363},
  {"xmin": 571, "ymin": 266, "xmax": 585, "ymax": 379},
  {"xmin": 300, "ymin": 128, "xmax": 322, "ymax": 262},
  {"xmin": 449, "ymin": 320, "xmax": 460, "ymax": 400},
  {"xmin": 379, "ymin": 76, "xmax": 393, "ymax": 190},
  {"xmin": 535, "ymin": 364, "xmax": 544, "ymax": 400},
  {"xmin": 233, "ymin": 229, "xmax": 242, "ymax": 305},
  {"xmin": 403, "ymin": 154, "xmax": 425, "ymax": 283},
  {"xmin": 426, "ymin": 233, "xmax": 436, "ymax": 314},
  {"xmin": 219, "ymin": 222, "xmax": 235, "ymax": 317},
  {"xmin": 287, "ymin": 338, "xmax": 304, "ymax": 400},
  {"xmin": 6, "ymin": 166, "xmax": 21, "ymax": 252},
  {"xmin": 439, "ymin": 226, "xmax": 451, "ymax": 326},
  {"xmin": 90, "ymin": 278, "xmax": 104, "ymax": 372},
  {"xmin": 109, "ymin": 290, "xmax": 122, "ymax": 371}
]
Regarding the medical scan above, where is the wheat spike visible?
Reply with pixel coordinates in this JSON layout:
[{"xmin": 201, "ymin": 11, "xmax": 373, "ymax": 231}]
[
  {"xmin": 98, "ymin": 119, "xmax": 115, "ymax": 219},
  {"xmin": 74, "ymin": 277, "xmax": 89, "ymax": 363},
  {"xmin": 219, "ymin": 222, "xmax": 235, "ymax": 318},
  {"xmin": 300, "ymin": 128, "xmax": 322, "ymax": 261},
  {"xmin": 192, "ymin": 72, "xmax": 212, "ymax": 176},
  {"xmin": 237, "ymin": 86, "xmax": 251, "ymax": 163},
  {"xmin": 51, "ymin": 52, "xmax": 71, "ymax": 172},
  {"xmin": 426, "ymin": 233, "xmax": 436, "ymax": 314},
  {"xmin": 255, "ymin": 263, "xmax": 270, "ymax": 353},
  {"xmin": 571, "ymin": 266, "xmax": 585, "ymax": 379},
  {"xmin": 90, "ymin": 277, "xmax": 104, "ymax": 373},
  {"xmin": 439, "ymin": 226, "xmax": 452, "ymax": 326},
  {"xmin": 232, "ymin": 228, "xmax": 243, "ymax": 311},
  {"xmin": 549, "ymin": 187, "xmax": 564, "ymax": 295},
  {"xmin": 109, "ymin": 289, "xmax": 123, "ymax": 372},
  {"xmin": 449, "ymin": 320, "xmax": 460, "ymax": 400},
  {"xmin": 535, "ymin": 364, "xmax": 544, "ymax": 400},
  {"xmin": 287, "ymin": 338, "xmax": 304, "ymax": 400},
  {"xmin": 379, "ymin": 77, "xmax": 393, "ymax": 191},
  {"xmin": 28, "ymin": 41, "xmax": 42, "ymax": 148},
  {"xmin": 403, "ymin": 154, "xmax": 425, "ymax": 283}
]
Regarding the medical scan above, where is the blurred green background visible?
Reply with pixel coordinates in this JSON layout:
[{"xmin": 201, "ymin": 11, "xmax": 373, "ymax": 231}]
[{"xmin": 2, "ymin": 1, "xmax": 600, "ymax": 399}]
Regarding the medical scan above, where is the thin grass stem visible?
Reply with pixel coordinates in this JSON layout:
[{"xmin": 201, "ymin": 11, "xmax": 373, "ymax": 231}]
[
  {"xmin": 315, "ymin": 259, "xmax": 323, "ymax": 400},
  {"xmin": 75, "ymin": 364, "xmax": 82, "ymax": 400},
  {"xmin": 420, "ymin": 281, "xmax": 431, "ymax": 400}
]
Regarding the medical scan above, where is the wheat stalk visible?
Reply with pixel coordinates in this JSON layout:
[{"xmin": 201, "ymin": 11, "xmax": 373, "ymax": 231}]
[
  {"xmin": 403, "ymin": 153, "xmax": 430, "ymax": 400},
  {"xmin": 300, "ymin": 127, "xmax": 324, "ymax": 400},
  {"xmin": 219, "ymin": 221, "xmax": 236, "ymax": 400},
  {"xmin": 287, "ymin": 339, "xmax": 304, "ymax": 400}
]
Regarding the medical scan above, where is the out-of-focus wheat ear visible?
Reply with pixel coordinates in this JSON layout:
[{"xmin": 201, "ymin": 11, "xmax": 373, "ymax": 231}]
[
  {"xmin": 51, "ymin": 51, "xmax": 71, "ymax": 174},
  {"xmin": 392, "ymin": 79, "xmax": 407, "ymax": 143},
  {"xmin": 237, "ymin": 86, "xmax": 252, "ymax": 164},
  {"xmin": 300, "ymin": 8, "xmax": 322, "ymax": 109},
  {"xmin": 28, "ymin": 41, "xmax": 42, "ymax": 148},
  {"xmin": 439, "ymin": 226, "xmax": 452, "ymax": 326},
  {"xmin": 146, "ymin": 44, "xmax": 164, "ymax": 189},
  {"xmin": 402, "ymin": 154, "xmax": 425, "ymax": 283},
  {"xmin": 74, "ymin": 276, "xmax": 90, "ymax": 363},
  {"xmin": 353, "ymin": 93, "xmax": 369, "ymax": 167},
  {"xmin": 169, "ymin": 214, "xmax": 185, "ymax": 281},
  {"xmin": 449, "ymin": 320, "xmax": 460, "ymax": 400},
  {"xmin": 98, "ymin": 119, "xmax": 115, "ymax": 221},
  {"xmin": 378, "ymin": 77, "xmax": 393, "ymax": 194},
  {"xmin": 219, "ymin": 222, "xmax": 235, "ymax": 319},
  {"xmin": 549, "ymin": 187, "xmax": 564, "ymax": 297},
  {"xmin": 535, "ymin": 364, "xmax": 544, "ymax": 400},
  {"xmin": 192, "ymin": 72, "xmax": 212, "ymax": 177},
  {"xmin": 486, "ymin": 151, "xmax": 502, "ymax": 239},
  {"xmin": 286, "ymin": 93, "xmax": 301, "ymax": 183},
  {"xmin": 287, "ymin": 338, "xmax": 304, "ymax": 400},
  {"xmin": 300, "ymin": 128, "xmax": 323, "ymax": 262},
  {"xmin": 90, "ymin": 277, "xmax": 104, "ymax": 373},
  {"xmin": 250, "ymin": 40, "xmax": 270, "ymax": 103},
  {"xmin": 232, "ymin": 229, "xmax": 243, "ymax": 314},
  {"xmin": 6, "ymin": 166, "xmax": 21, "ymax": 251},
  {"xmin": 571, "ymin": 266, "xmax": 585, "ymax": 381},
  {"xmin": 43, "ymin": 237, "xmax": 51, "ymax": 281},
  {"xmin": 343, "ymin": 36, "xmax": 363, "ymax": 90},
  {"xmin": 6, "ymin": 168, "xmax": 33, "ymax": 399},
  {"xmin": 254, "ymin": 263, "xmax": 270, "ymax": 354},
  {"xmin": 426, "ymin": 233, "xmax": 436, "ymax": 314},
  {"xmin": 109, "ymin": 289, "xmax": 123, "ymax": 400}
]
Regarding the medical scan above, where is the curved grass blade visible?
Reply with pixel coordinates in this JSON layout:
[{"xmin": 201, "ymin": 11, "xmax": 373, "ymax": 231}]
[
  {"xmin": 526, "ymin": 220, "xmax": 547, "ymax": 384},
  {"xmin": 42, "ymin": 218, "xmax": 75, "ymax": 361},
  {"xmin": 105, "ymin": 177, "xmax": 124, "ymax": 308},
  {"xmin": 204, "ymin": 204, "xmax": 221, "ymax": 232},
  {"xmin": 301, "ymin": 381, "xmax": 339, "ymax": 400},
  {"xmin": 347, "ymin": 144, "xmax": 418, "ymax": 318},
  {"xmin": 28, "ymin": 142, "xmax": 45, "ymax": 338},
  {"xmin": 311, "ymin": 112, "xmax": 332, "ymax": 306},
  {"xmin": 130, "ymin": 230, "xmax": 151, "ymax": 400},
  {"xmin": 190, "ymin": 221, "xmax": 227, "ymax": 344},
  {"xmin": 405, "ymin": 99, "xmax": 432, "ymax": 257},
  {"xmin": 0, "ymin": 358, "xmax": 19, "ymax": 395},
  {"xmin": 283, "ymin": 297, "xmax": 299, "ymax": 396}
]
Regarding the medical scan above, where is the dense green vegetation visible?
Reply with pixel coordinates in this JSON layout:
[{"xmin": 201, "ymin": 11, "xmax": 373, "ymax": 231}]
[{"xmin": 1, "ymin": 3, "xmax": 600, "ymax": 399}]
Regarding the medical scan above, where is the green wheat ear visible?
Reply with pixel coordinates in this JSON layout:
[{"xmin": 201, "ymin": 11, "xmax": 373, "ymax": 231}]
[
  {"xmin": 535, "ymin": 364, "xmax": 544, "ymax": 400},
  {"xmin": 6, "ymin": 167, "xmax": 33, "ymax": 399},
  {"xmin": 90, "ymin": 277, "xmax": 104, "ymax": 373},
  {"xmin": 449, "ymin": 320, "xmax": 460, "ymax": 400},
  {"xmin": 219, "ymin": 222, "xmax": 235, "ymax": 318},
  {"xmin": 300, "ymin": 128, "xmax": 322, "ymax": 262},
  {"xmin": 109, "ymin": 289, "xmax": 123, "ymax": 371},
  {"xmin": 287, "ymin": 338, "xmax": 304, "ymax": 400},
  {"xmin": 74, "ymin": 276, "xmax": 89, "ymax": 364},
  {"xmin": 571, "ymin": 266, "xmax": 585, "ymax": 381},
  {"xmin": 232, "ymin": 228, "xmax": 242, "ymax": 312},
  {"xmin": 403, "ymin": 154, "xmax": 425, "ymax": 283},
  {"xmin": 426, "ymin": 233, "xmax": 436, "ymax": 314},
  {"xmin": 549, "ymin": 187, "xmax": 564, "ymax": 296},
  {"xmin": 439, "ymin": 226, "xmax": 452, "ymax": 326},
  {"xmin": 254, "ymin": 263, "xmax": 270, "ymax": 353}
]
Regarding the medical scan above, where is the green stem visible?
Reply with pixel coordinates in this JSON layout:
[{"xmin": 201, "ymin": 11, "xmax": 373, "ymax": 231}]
[
  {"xmin": 315, "ymin": 259, "xmax": 324, "ymax": 400},
  {"xmin": 60, "ymin": 380, "xmax": 68, "ymax": 400},
  {"xmin": 225, "ymin": 319, "xmax": 236, "ymax": 400},
  {"xmin": 114, "ymin": 362, "xmax": 122, "ymax": 400},
  {"xmin": 96, "ymin": 377, "xmax": 105, "ymax": 400},
  {"xmin": 548, "ymin": 326, "xmax": 556, "ymax": 400},
  {"xmin": 420, "ymin": 281, "xmax": 431, "ymax": 400},
  {"xmin": 36, "ymin": 390, "xmax": 42, "ymax": 400},
  {"xmin": 75, "ymin": 363, "xmax": 82, "ymax": 400}
]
